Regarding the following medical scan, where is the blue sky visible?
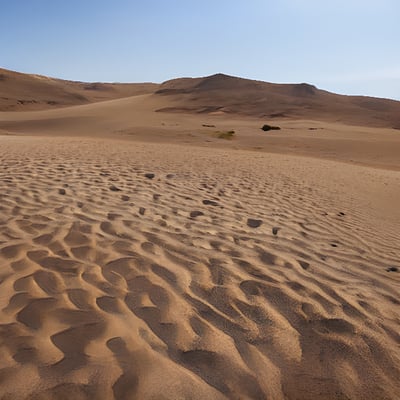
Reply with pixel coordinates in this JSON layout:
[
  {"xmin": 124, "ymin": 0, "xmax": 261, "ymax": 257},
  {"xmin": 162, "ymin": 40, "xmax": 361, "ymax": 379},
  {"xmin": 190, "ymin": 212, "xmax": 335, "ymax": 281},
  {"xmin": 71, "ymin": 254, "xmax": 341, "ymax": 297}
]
[{"xmin": 1, "ymin": 0, "xmax": 399, "ymax": 99}]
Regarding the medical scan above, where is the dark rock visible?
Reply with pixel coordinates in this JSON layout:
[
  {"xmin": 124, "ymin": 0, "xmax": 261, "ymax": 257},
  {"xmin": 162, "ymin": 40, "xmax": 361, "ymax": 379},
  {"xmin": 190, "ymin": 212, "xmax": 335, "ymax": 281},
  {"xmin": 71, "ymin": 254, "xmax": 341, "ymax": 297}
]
[
  {"xmin": 145, "ymin": 173, "xmax": 155, "ymax": 179},
  {"xmin": 139, "ymin": 207, "xmax": 146, "ymax": 215},
  {"xmin": 121, "ymin": 195, "xmax": 130, "ymax": 201},
  {"xmin": 153, "ymin": 194, "xmax": 161, "ymax": 201},
  {"xmin": 166, "ymin": 174, "xmax": 175, "ymax": 179},
  {"xmin": 261, "ymin": 124, "xmax": 281, "ymax": 131},
  {"xmin": 58, "ymin": 188, "xmax": 66, "ymax": 195},
  {"xmin": 387, "ymin": 267, "xmax": 398, "ymax": 272},
  {"xmin": 247, "ymin": 219, "xmax": 263, "ymax": 228},
  {"xmin": 190, "ymin": 211, "xmax": 204, "ymax": 218},
  {"xmin": 109, "ymin": 185, "xmax": 121, "ymax": 192}
]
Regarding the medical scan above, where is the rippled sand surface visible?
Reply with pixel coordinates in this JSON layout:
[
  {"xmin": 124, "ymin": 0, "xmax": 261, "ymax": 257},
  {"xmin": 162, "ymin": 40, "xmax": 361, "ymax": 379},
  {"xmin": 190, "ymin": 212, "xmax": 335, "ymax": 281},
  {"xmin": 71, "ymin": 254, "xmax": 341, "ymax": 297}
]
[{"xmin": 0, "ymin": 137, "xmax": 399, "ymax": 399}]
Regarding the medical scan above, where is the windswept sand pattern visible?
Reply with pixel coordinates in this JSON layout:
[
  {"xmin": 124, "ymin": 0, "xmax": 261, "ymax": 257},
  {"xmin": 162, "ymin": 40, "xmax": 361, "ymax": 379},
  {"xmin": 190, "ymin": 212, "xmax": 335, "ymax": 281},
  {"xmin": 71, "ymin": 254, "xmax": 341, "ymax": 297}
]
[{"xmin": 0, "ymin": 137, "xmax": 399, "ymax": 400}]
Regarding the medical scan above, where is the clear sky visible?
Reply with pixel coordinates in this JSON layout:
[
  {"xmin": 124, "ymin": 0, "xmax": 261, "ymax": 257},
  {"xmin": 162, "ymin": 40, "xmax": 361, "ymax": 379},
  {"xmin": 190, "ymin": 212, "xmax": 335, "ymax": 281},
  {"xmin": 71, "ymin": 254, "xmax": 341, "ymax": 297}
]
[{"xmin": 1, "ymin": 0, "xmax": 399, "ymax": 99}]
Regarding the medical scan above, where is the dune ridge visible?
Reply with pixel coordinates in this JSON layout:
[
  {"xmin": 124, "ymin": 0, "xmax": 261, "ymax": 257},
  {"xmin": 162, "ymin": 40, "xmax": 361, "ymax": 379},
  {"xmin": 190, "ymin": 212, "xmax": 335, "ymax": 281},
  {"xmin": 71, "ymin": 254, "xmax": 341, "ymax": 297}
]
[
  {"xmin": 0, "ymin": 137, "xmax": 399, "ymax": 399},
  {"xmin": 2, "ymin": 68, "xmax": 400, "ymax": 129},
  {"xmin": 155, "ymin": 73, "xmax": 400, "ymax": 129}
]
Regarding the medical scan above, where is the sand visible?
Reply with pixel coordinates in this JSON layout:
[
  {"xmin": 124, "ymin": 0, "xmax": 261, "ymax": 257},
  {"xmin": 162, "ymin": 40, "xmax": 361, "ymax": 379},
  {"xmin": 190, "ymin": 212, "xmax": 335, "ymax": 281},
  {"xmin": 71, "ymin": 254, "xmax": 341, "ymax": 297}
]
[
  {"xmin": 0, "ymin": 70, "xmax": 400, "ymax": 399},
  {"xmin": 0, "ymin": 68, "xmax": 158, "ymax": 111},
  {"xmin": 0, "ymin": 135, "xmax": 399, "ymax": 399}
]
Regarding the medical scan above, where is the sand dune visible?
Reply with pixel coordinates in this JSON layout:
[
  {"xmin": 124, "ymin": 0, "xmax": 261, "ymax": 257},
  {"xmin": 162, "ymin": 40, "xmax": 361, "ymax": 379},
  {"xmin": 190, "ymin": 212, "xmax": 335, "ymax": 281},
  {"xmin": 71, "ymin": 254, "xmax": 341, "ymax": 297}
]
[
  {"xmin": 1, "ymin": 92, "xmax": 400, "ymax": 171},
  {"xmin": 0, "ymin": 136, "xmax": 399, "ymax": 399},
  {"xmin": 0, "ymin": 68, "xmax": 158, "ymax": 111},
  {"xmin": 2, "ymin": 68, "xmax": 400, "ymax": 129},
  {"xmin": 1, "ymin": 69, "xmax": 400, "ymax": 399},
  {"xmin": 155, "ymin": 73, "xmax": 400, "ymax": 129}
]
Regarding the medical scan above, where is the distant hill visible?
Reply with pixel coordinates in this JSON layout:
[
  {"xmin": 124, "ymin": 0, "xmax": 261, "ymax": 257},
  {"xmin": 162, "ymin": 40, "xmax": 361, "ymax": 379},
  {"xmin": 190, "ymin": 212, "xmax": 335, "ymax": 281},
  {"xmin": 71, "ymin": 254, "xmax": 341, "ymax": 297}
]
[
  {"xmin": 155, "ymin": 73, "xmax": 400, "ymax": 129},
  {"xmin": 1, "ymin": 69, "xmax": 400, "ymax": 129},
  {"xmin": 0, "ymin": 68, "xmax": 159, "ymax": 111}
]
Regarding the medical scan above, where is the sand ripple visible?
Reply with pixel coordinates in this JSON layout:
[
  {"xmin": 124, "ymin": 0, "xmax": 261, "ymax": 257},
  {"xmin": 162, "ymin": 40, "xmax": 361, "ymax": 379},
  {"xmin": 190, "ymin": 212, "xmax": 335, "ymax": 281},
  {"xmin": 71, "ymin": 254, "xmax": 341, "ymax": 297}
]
[{"xmin": 0, "ymin": 137, "xmax": 399, "ymax": 399}]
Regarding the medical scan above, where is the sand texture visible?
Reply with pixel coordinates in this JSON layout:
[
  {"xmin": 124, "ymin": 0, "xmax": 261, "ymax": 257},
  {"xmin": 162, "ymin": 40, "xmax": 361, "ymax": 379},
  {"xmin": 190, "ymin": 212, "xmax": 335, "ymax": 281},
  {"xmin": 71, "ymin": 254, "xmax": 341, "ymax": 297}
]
[
  {"xmin": 0, "ymin": 137, "xmax": 399, "ymax": 400},
  {"xmin": 1, "ymin": 69, "xmax": 400, "ymax": 399}
]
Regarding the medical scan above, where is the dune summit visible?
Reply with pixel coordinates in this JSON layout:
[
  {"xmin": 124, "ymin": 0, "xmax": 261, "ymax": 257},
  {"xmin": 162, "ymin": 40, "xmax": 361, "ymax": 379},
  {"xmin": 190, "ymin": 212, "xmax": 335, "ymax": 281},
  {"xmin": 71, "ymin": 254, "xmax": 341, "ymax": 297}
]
[
  {"xmin": 0, "ymin": 69, "xmax": 400, "ymax": 400},
  {"xmin": 155, "ymin": 73, "xmax": 400, "ymax": 129}
]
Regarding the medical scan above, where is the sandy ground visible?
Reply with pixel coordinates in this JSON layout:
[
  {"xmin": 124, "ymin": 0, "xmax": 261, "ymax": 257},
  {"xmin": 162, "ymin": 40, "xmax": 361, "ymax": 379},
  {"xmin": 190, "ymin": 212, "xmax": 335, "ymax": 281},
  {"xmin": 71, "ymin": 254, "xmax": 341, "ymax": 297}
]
[
  {"xmin": 0, "ymin": 134, "xmax": 399, "ymax": 400},
  {"xmin": 1, "ymin": 92, "xmax": 400, "ymax": 171},
  {"xmin": 1, "ymin": 73, "xmax": 400, "ymax": 398}
]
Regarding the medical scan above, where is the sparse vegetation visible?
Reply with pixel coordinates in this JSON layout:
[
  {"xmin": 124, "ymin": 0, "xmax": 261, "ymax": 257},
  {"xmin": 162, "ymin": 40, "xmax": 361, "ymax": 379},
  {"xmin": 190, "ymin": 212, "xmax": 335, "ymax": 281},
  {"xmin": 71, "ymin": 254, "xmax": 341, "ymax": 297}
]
[
  {"xmin": 216, "ymin": 130, "xmax": 235, "ymax": 139},
  {"xmin": 261, "ymin": 124, "xmax": 281, "ymax": 131}
]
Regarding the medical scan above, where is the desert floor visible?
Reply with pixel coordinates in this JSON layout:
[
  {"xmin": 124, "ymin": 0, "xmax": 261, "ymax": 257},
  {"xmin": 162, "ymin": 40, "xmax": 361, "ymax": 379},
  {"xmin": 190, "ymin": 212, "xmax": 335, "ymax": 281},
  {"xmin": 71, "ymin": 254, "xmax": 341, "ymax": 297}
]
[{"xmin": 0, "ymin": 100, "xmax": 400, "ymax": 399}]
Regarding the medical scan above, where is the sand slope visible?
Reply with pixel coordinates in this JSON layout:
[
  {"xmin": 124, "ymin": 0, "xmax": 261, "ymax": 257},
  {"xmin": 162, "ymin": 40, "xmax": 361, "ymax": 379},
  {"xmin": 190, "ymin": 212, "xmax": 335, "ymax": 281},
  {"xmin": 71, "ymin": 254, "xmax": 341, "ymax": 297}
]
[
  {"xmin": 0, "ymin": 68, "xmax": 158, "ymax": 111},
  {"xmin": 1, "ymin": 92, "xmax": 400, "ymax": 171},
  {"xmin": 2, "ymin": 68, "xmax": 400, "ymax": 129},
  {"xmin": 1, "ymin": 68, "xmax": 400, "ymax": 399},
  {"xmin": 155, "ymin": 73, "xmax": 400, "ymax": 128},
  {"xmin": 0, "ymin": 137, "xmax": 399, "ymax": 399}
]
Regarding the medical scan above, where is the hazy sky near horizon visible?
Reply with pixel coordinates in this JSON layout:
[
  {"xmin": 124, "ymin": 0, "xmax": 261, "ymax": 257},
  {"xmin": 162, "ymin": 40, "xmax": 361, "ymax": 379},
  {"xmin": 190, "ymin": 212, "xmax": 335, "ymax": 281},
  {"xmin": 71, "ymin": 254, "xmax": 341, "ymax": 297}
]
[{"xmin": 1, "ymin": 0, "xmax": 399, "ymax": 99}]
